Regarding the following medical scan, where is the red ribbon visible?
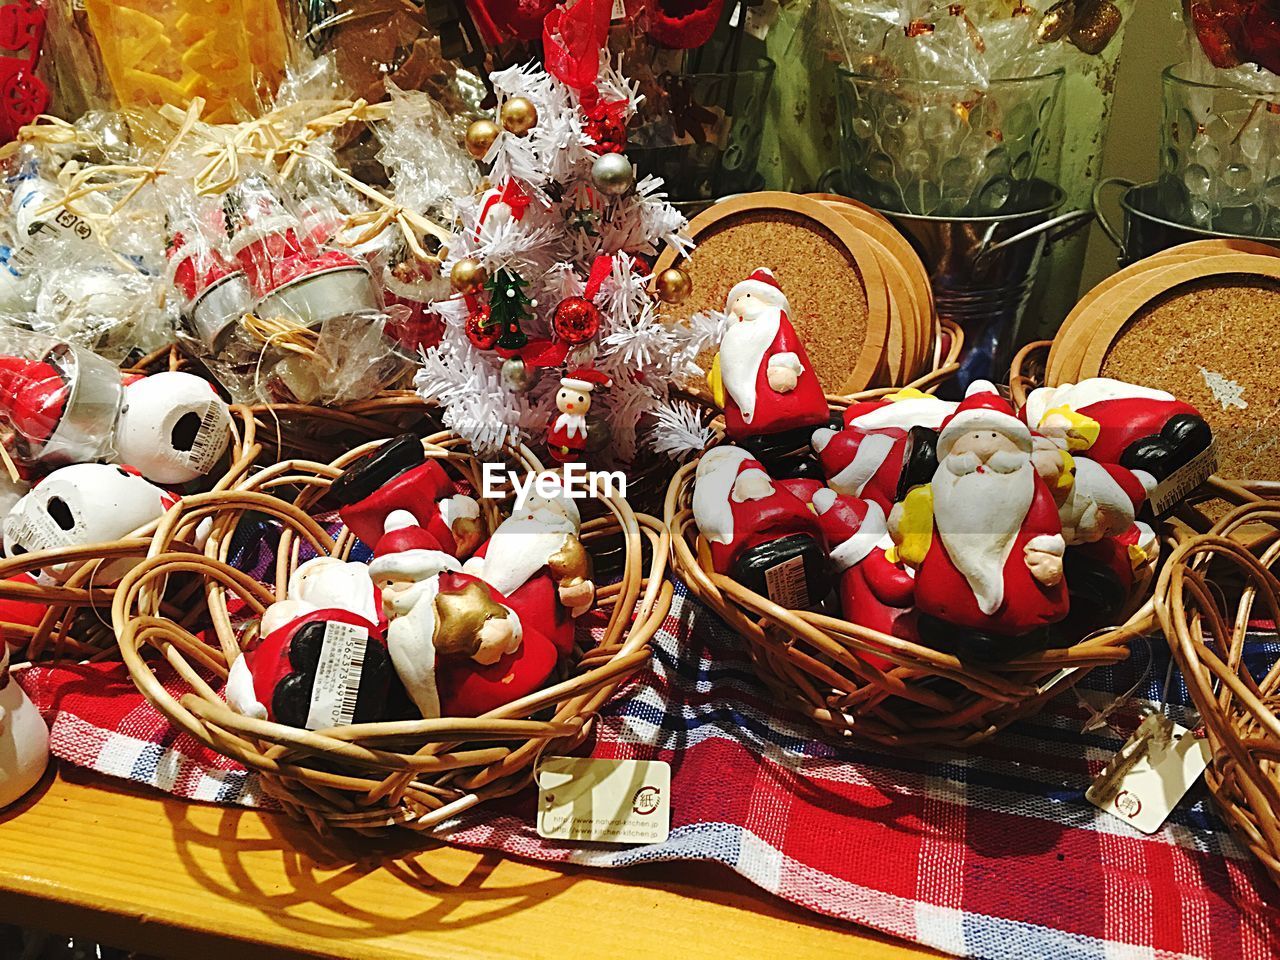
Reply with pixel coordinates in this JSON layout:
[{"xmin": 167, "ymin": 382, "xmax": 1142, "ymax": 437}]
[
  {"xmin": 583, "ymin": 254, "xmax": 613, "ymax": 301},
  {"xmin": 542, "ymin": 0, "xmax": 611, "ymax": 97}
]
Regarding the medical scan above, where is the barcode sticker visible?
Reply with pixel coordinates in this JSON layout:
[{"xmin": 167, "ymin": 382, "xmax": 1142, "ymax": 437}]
[
  {"xmin": 1149, "ymin": 439, "xmax": 1218, "ymax": 516},
  {"xmin": 764, "ymin": 554, "xmax": 809, "ymax": 609},
  {"xmin": 305, "ymin": 621, "xmax": 369, "ymax": 730},
  {"xmin": 183, "ymin": 400, "xmax": 232, "ymax": 474}
]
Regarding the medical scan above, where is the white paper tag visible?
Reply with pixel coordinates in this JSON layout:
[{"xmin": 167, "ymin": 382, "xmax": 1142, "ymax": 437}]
[
  {"xmin": 305, "ymin": 621, "xmax": 368, "ymax": 730},
  {"xmin": 536, "ymin": 757, "xmax": 671, "ymax": 844},
  {"xmin": 1086, "ymin": 714, "xmax": 1211, "ymax": 834},
  {"xmin": 610, "ymin": 0, "xmax": 626, "ymax": 20},
  {"xmin": 1148, "ymin": 438, "xmax": 1218, "ymax": 516},
  {"xmin": 182, "ymin": 400, "xmax": 232, "ymax": 474},
  {"xmin": 764, "ymin": 554, "xmax": 809, "ymax": 609}
]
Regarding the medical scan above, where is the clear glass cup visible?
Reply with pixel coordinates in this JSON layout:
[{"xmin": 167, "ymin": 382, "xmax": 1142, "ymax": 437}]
[
  {"xmin": 629, "ymin": 58, "xmax": 776, "ymax": 203},
  {"xmin": 833, "ymin": 67, "xmax": 1065, "ymax": 217},
  {"xmin": 1158, "ymin": 62, "xmax": 1280, "ymax": 237}
]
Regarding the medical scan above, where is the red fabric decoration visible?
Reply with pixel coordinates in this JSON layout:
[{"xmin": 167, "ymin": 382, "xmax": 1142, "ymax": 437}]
[
  {"xmin": 644, "ymin": 0, "xmax": 726, "ymax": 49},
  {"xmin": 0, "ymin": 0, "xmax": 48, "ymax": 143},
  {"xmin": 543, "ymin": 0, "xmax": 611, "ymax": 93}
]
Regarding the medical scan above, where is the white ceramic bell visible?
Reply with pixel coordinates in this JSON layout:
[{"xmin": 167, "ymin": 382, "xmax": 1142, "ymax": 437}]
[
  {"xmin": 115, "ymin": 372, "xmax": 232, "ymax": 484},
  {"xmin": 0, "ymin": 644, "xmax": 49, "ymax": 808}
]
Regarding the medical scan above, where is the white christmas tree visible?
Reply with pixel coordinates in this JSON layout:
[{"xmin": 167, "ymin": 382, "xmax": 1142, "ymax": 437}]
[{"xmin": 412, "ymin": 56, "xmax": 717, "ymax": 463}]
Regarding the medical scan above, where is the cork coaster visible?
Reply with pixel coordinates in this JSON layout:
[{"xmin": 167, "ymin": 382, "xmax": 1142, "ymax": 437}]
[
  {"xmin": 1146, "ymin": 238, "xmax": 1280, "ymax": 262},
  {"xmin": 653, "ymin": 192, "xmax": 890, "ymax": 395},
  {"xmin": 815, "ymin": 194, "xmax": 937, "ymax": 378},
  {"xmin": 1046, "ymin": 256, "xmax": 1200, "ymax": 384},
  {"xmin": 1079, "ymin": 254, "xmax": 1280, "ymax": 482}
]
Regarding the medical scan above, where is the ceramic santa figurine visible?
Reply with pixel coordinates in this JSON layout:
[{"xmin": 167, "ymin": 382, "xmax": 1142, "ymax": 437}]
[
  {"xmin": 692, "ymin": 446, "xmax": 832, "ymax": 609},
  {"xmin": 812, "ymin": 488, "xmax": 916, "ymax": 669},
  {"xmin": 4, "ymin": 464, "xmax": 176, "ymax": 582},
  {"xmin": 329, "ymin": 433, "xmax": 482, "ymax": 555},
  {"xmin": 258, "ymin": 555, "xmax": 382, "ymax": 638},
  {"xmin": 546, "ymin": 368, "xmax": 611, "ymax": 464},
  {"xmin": 709, "ymin": 268, "xmax": 829, "ymax": 449},
  {"xmin": 1048, "ymin": 453, "xmax": 1152, "ymax": 547},
  {"xmin": 462, "ymin": 472, "xmax": 594, "ymax": 657},
  {"xmin": 889, "ymin": 382, "xmax": 1069, "ymax": 657},
  {"xmin": 367, "ymin": 519, "xmax": 558, "ymax": 718},
  {"xmin": 114, "ymin": 371, "xmax": 232, "ymax": 485},
  {"xmin": 811, "ymin": 389, "xmax": 958, "ymax": 511},
  {"xmin": 1020, "ymin": 378, "xmax": 1213, "ymax": 485},
  {"xmin": 225, "ymin": 609, "xmax": 400, "ymax": 729},
  {"xmin": 0, "ymin": 643, "xmax": 49, "ymax": 808}
]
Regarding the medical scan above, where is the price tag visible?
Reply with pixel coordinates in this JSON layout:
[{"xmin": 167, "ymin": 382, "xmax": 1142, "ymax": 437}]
[
  {"xmin": 305, "ymin": 621, "xmax": 369, "ymax": 730},
  {"xmin": 764, "ymin": 554, "xmax": 809, "ymax": 608},
  {"xmin": 537, "ymin": 757, "xmax": 671, "ymax": 844},
  {"xmin": 1148, "ymin": 439, "xmax": 1217, "ymax": 516},
  {"xmin": 1086, "ymin": 713, "xmax": 1211, "ymax": 834}
]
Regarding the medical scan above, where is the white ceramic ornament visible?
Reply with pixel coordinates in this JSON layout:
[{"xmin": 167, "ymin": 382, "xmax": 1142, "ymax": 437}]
[
  {"xmin": 0, "ymin": 645, "xmax": 50, "ymax": 808},
  {"xmin": 115, "ymin": 372, "xmax": 233, "ymax": 484},
  {"xmin": 259, "ymin": 557, "xmax": 380, "ymax": 637},
  {"xmin": 4, "ymin": 464, "xmax": 172, "ymax": 580}
]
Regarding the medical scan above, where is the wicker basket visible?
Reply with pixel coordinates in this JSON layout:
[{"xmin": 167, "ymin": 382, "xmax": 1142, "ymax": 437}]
[
  {"xmin": 665, "ymin": 376, "xmax": 1161, "ymax": 748},
  {"xmin": 1155, "ymin": 501, "xmax": 1280, "ymax": 886},
  {"xmin": 112, "ymin": 429, "xmax": 671, "ymax": 834}
]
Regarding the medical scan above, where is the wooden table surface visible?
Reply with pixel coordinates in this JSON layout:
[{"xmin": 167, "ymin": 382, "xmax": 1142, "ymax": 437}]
[{"xmin": 0, "ymin": 768, "xmax": 941, "ymax": 960}]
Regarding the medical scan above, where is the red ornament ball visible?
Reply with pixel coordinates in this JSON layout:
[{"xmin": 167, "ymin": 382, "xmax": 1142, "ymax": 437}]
[
  {"xmin": 465, "ymin": 305, "xmax": 500, "ymax": 350},
  {"xmin": 553, "ymin": 296, "xmax": 601, "ymax": 344}
]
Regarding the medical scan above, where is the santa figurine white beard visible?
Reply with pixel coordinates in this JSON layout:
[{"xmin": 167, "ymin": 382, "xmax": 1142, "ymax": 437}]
[{"xmin": 896, "ymin": 382, "xmax": 1070, "ymax": 648}]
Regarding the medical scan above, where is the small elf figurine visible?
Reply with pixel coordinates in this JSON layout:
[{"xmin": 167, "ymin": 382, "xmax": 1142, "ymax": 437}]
[{"xmin": 546, "ymin": 367, "xmax": 611, "ymax": 464}]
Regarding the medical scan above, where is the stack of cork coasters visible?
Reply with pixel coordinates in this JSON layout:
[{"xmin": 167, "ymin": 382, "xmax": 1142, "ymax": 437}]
[
  {"xmin": 1047, "ymin": 241, "xmax": 1280, "ymax": 487},
  {"xmin": 654, "ymin": 191, "xmax": 941, "ymax": 392}
]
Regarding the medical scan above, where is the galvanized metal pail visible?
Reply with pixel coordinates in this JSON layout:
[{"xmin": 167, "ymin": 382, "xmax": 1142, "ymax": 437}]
[
  {"xmin": 879, "ymin": 180, "xmax": 1092, "ymax": 396},
  {"xmin": 1093, "ymin": 177, "xmax": 1280, "ymax": 267}
]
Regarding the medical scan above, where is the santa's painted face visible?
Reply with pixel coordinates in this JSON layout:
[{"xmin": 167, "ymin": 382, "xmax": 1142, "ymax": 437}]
[
  {"xmin": 556, "ymin": 387, "xmax": 590, "ymax": 415},
  {"xmin": 945, "ymin": 430, "xmax": 1028, "ymax": 476},
  {"xmin": 728, "ymin": 291, "xmax": 768, "ymax": 321},
  {"xmin": 379, "ymin": 574, "xmax": 434, "ymax": 618}
]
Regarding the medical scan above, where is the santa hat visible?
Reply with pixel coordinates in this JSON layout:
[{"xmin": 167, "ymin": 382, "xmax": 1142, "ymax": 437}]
[
  {"xmin": 726, "ymin": 267, "xmax": 789, "ymax": 311},
  {"xmin": 692, "ymin": 446, "xmax": 765, "ymax": 545},
  {"xmin": 936, "ymin": 380, "xmax": 1032, "ymax": 460},
  {"xmin": 367, "ymin": 511, "xmax": 461, "ymax": 582},
  {"xmin": 811, "ymin": 489, "xmax": 888, "ymax": 572},
  {"xmin": 0, "ymin": 355, "xmax": 70, "ymax": 446},
  {"xmin": 560, "ymin": 367, "xmax": 612, "ymax": 392}
]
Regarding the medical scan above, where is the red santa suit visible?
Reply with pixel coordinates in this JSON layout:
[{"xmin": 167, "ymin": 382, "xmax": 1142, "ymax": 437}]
[
  {"xmin": 904, "ymin": 383, "xmax": 1069, "ymax": 638},
  {"xmin": 462, "ymin": 475, "xmax": 592, "ymax": 658},
  {"xmin": 716, "ymin": 268, "xmax": 829, "ymax": 441},
  {"xmin": 1020, "ymin": 378, "xmax": 1208, "ymax": 466},
  {"xmin": 812, "ymin": 489, "xmax": 917, "ymax": 670},
  {"xmin": 692, "ymin": 446, "xmax": 827, "ymax": 575},
  {"xmin": 812, "ymin": 391, "xmax": 958, "ymax": 511}
]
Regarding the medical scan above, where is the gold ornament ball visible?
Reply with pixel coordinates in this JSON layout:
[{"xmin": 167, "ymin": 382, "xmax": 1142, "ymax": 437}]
[
  {"xmin": 465, "ymin": 118, "xmax": 500, "ymax": 159},
  {"xmin": 450, "ymin": 258, "xmax": 488, "ymax": 295},
  {"xmin": 500, "ymin": 97, "xmax": 538, "ymax": 136},
  {"xmin": 590, "ymin": 152, "xmax": 635, "ymax": 197},
  {"xmin": 655, "ymin": 267, "xmax": 693, "ymax": 304}
]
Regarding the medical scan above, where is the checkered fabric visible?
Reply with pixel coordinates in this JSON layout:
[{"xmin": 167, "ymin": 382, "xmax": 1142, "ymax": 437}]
[{"xmin": 15, "ymin": 576, "xmax": 1280, "ymax": 959}]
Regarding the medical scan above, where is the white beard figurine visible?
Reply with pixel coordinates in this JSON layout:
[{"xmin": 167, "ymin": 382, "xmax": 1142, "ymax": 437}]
[{"xmin": 0, "ymin": 644, "xmax": 49, "ymax": 808}]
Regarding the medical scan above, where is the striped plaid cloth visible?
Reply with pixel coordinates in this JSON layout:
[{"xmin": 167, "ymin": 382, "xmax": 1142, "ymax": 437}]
[{"xmin": 15, "ymin": 573, "xmax": 1280, "ymax": 959}]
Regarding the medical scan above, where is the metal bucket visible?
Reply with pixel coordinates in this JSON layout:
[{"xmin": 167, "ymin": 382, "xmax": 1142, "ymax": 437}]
[
  {"xmin": 878, "ymin": 180, "xmax": 1092, "ymax": 396},
  {"xmin": 1094, "ymin": 177, "xmax": 1280, "ymax": 267}
]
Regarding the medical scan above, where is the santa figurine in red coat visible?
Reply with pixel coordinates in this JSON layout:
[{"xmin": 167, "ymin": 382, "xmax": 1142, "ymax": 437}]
[
  {"xmin": 710, "ymin": 268, "xmax": 830, "ymax": 449},
  {"xmin": 692, "ymin": 446, "xmax": 832, "ymax": 608},
  {"xmin": 1019, "ymin": 378, "xmax": 1213, "ymax": 492},
  {"xmin": 811, "ymin": 488, "xmax": 917, "ymax": 670},
  {"xmin": 367, "ymin": 512, "xmax": 561, "ymax": 717},
  {"xmin": 546, "ymin": 368, "xmax": 612, "ymax": 464},
  {"xmin": 888, "ymin": 382, "xmax": 1069, "ymax": 657}
]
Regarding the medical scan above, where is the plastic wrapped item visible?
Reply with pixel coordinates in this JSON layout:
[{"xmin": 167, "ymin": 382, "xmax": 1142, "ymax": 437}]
[
  {"xmin": 0, "ymin": 330, "xmax": 123, "ymax": 468},
  {"xmin": 41, "ymin": 0, "xmax": 289, "ymax": 122}
]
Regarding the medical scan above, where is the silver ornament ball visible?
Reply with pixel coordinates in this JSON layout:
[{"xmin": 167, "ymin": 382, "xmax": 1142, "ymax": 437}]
[
  {"xmin": 501, "ymin": 357, "xmax": 537, "ymax": 392},
  {"xmin": 590, "ymin": 153, "xmax": 635, "ymax": 197}
]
